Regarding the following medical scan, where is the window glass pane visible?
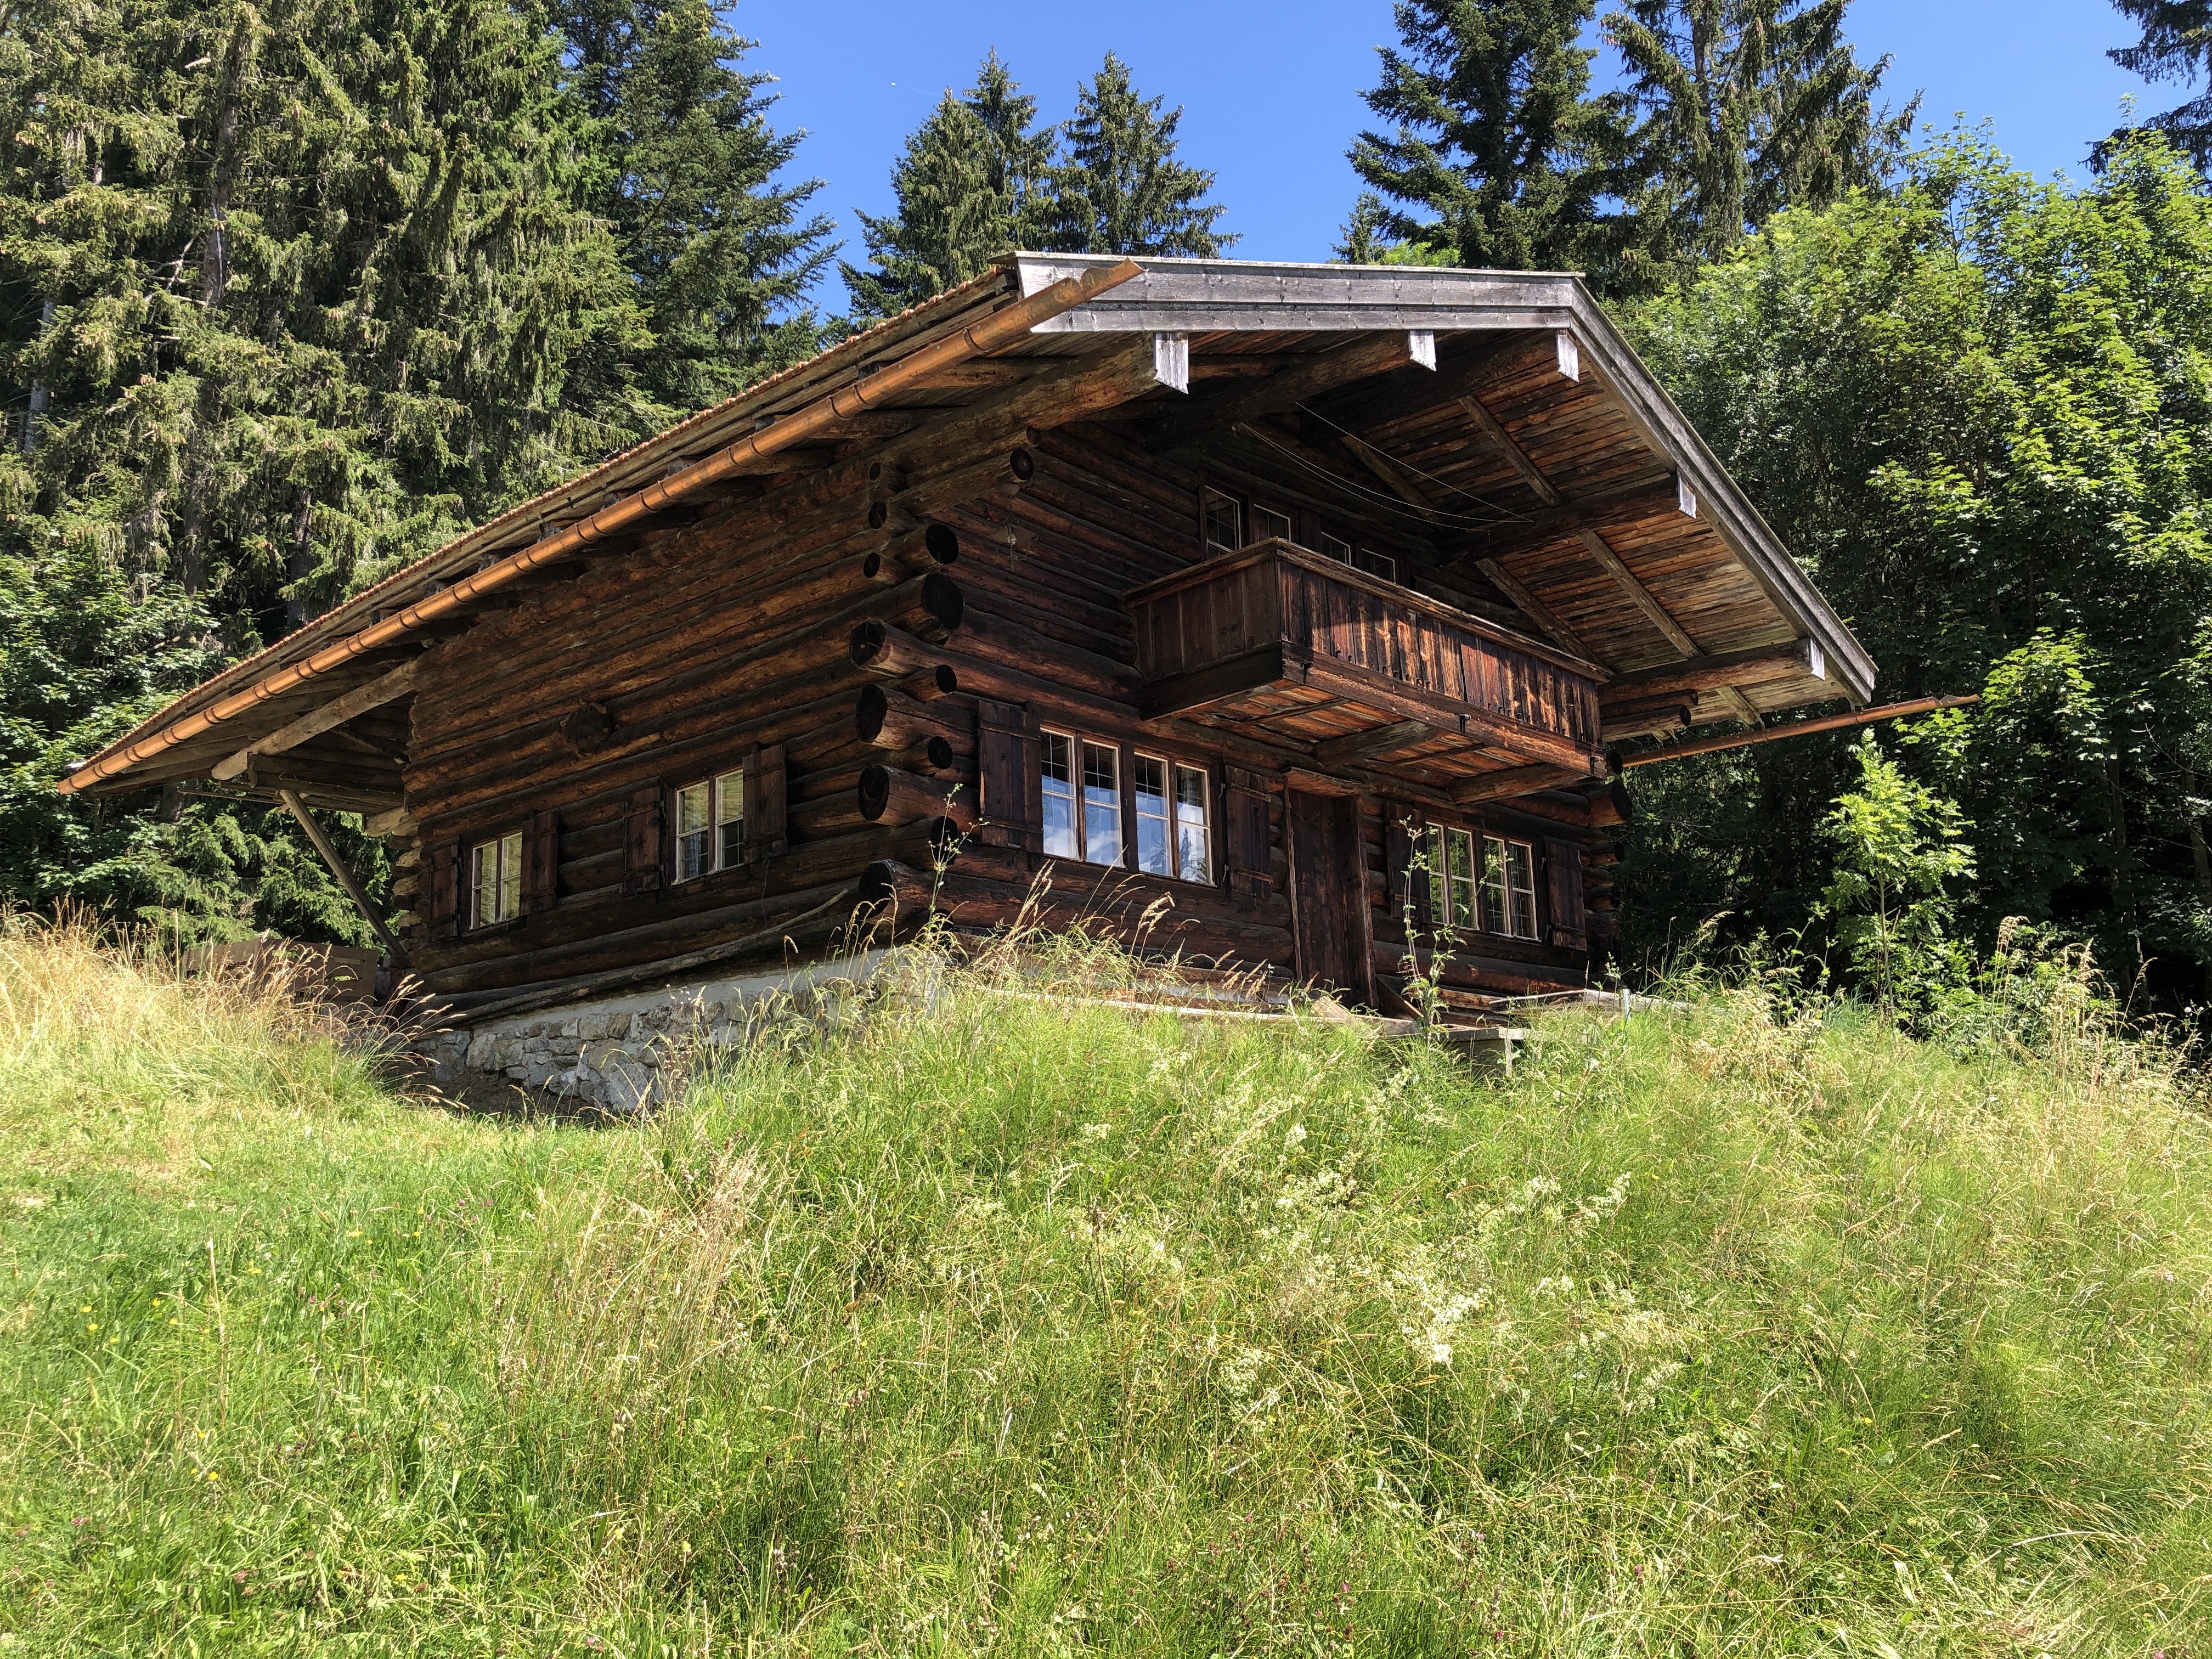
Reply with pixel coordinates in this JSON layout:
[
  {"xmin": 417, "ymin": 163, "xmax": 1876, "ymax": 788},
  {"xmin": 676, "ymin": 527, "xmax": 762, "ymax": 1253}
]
[
  {"xmin": 1447, "ymin": 827, "xmax": 1477, "ymax": 931},
  {"xmin": 1204, "ymin": 493, "xmax": 1240, "ymax": 555},
  {"xmin": 1423, "ymin": 824, "xmax": 1447, "ymax": 926},
  {"xmin": 499, "ymin": 832, "xmax": 522, "ymax": 922},
  {"xmin": 1480, "ymin": 836, "xmax": 1510, "ymax": 934},
  {"xmin": 1041, "ymin": 732, "xmax": 1078, "ymax": 859},
  {"xmin": 1134, "ymin": 754, "xmax": 1170, "ymax": 876},
  {"xmin": 1254, "ymin": 505, "xmax": 1292, "ymax": 544},
  {"xmin": 1355, "ymin": 549, "xmax": 1397, "ymax": 583},
  {"xmin": 1506, "ymin": 840, "xmax": 1539, "ymax": 938},
  {"xmin": 471, "ymin": 840, "xmax": 498, "ymax": 927},
  {"xmin": 715, "ymin": 770, "xmax": 744, "ymax": 870},
  {"xmin": 1319, "ymin": 532, "xmax": 1353, "ymax": 565},
  {"xmin": 1081, "ymin": 742, "xmax": 1121, "ymax": 867},
  {"xmin": 675, "ymin": 782, "xmax": 711, "ymax": 880},
  {"xmin": 1174, "ymin": 765, "xmax": 1211, "ymax": 883}
]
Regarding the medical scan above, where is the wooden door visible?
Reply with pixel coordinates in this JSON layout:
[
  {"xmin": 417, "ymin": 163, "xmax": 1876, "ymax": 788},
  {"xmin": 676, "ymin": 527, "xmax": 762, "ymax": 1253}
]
[{"xmin": 1286, "ymin": 789, "xmax": 1371, "ymax": 1003}]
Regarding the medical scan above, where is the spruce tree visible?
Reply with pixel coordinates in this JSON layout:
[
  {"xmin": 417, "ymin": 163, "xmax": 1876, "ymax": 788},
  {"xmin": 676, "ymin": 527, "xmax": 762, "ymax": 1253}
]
[
  {"xmin": 2104, "ymin": 1, "xmax": 2211, "ymax": 168},
  {"xmin": 1042, "ymin": 53, "xmax": 1235, "ymax": 257},
  {"xmin": 1598, "ymin": 0, "xmax": 1915, "ymax": 294},
  {"xmin": 570, "ymin": 0, "xmax": 839, "ymax": 410},
  {"xmin": 1348, "ymin": 1, "xmax": 1622, "ymax": 273},
  {"xmin": 841, "ymin": 53, "xmax": 1056, "ymax": 321}
]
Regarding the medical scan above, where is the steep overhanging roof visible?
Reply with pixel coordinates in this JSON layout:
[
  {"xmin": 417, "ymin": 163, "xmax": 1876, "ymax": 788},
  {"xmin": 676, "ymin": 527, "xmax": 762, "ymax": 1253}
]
[{"xmin": 63, "ymin": 252, "xmax": 1872, "ymax": 801}]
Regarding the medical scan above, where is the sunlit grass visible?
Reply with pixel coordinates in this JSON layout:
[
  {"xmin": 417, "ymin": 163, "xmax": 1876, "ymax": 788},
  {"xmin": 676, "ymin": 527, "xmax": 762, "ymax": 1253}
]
[{"xmin": 1, "ymin": 917, "xmax": 2207, "ymax": 1654}]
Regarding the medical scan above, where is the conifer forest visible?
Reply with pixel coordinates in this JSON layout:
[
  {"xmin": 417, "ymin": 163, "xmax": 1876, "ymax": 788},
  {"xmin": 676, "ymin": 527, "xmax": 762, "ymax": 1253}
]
[{"xmin": 3, "ymin": 0, "xmax": 2211, "ymax": 1020}]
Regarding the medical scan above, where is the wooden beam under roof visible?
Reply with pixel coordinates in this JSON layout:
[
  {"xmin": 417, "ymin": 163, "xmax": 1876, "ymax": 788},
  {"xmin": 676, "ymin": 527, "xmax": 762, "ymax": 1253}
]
[
  {"xmin": 1474, "ymin": 557, "xmax": 1587, "ymax": 656},
  {"xmin": 1143, "ymin": 332, "xmax": 1429, "ymax": 452},
  {"xmin": 210, "ymin": 657, "xmax": 423, "ymax": 782},
  {"xmin": 1441, "ymin": 476, "xmax": 1686, "ymax": 562}
]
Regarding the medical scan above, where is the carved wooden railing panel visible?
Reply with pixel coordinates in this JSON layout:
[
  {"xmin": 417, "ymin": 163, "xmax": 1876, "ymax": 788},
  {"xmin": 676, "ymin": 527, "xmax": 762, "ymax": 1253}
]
[{"xmin": 1128, "ymin": 540, "xmax": 1605, "ymax": 768}]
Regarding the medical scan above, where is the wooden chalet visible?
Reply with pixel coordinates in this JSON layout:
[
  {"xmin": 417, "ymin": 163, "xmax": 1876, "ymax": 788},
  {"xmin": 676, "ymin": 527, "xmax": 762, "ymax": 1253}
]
[{"xmin": 61, "ymin": 253, "xmax": 1875, "ymax": 1027}]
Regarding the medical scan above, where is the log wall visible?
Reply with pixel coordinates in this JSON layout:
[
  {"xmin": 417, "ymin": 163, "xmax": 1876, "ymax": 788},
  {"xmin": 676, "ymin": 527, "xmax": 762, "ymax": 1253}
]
[{"xmin": 396, "ymin": 419, "xmax": 1606, "ymax": 1010}]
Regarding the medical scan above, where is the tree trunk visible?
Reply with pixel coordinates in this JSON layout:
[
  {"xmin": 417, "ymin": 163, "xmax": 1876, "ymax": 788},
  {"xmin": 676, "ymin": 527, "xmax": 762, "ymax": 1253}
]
[{"xmin": 284, "ymin": 487, "xmax": 315, "ymax": 631}]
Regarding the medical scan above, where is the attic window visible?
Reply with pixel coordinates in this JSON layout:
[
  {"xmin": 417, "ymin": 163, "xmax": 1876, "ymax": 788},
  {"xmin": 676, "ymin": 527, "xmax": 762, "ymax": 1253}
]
[{"xmin": 1202, "ymin": 490, "xmax": 1242, "ymax": 556}]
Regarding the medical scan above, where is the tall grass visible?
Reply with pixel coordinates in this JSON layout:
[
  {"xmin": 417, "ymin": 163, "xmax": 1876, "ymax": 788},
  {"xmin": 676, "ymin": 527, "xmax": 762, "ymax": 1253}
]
[{"xmin": 1, "ymin": 918, "xmax": 2207, "ymax": 1654}]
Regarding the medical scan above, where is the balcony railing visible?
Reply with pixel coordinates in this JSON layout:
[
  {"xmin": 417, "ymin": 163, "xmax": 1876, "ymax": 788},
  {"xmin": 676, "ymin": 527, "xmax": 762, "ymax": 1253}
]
[{"xmin": 1125, "ymin": 539, "xmax": 1606, "ymax": 776}]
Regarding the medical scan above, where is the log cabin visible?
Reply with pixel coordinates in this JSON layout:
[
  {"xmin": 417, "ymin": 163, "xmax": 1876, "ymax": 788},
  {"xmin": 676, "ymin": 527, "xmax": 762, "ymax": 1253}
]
[{"xmin": 61, "ymin": 253, "xmax": 1875, "ymax": 1053}]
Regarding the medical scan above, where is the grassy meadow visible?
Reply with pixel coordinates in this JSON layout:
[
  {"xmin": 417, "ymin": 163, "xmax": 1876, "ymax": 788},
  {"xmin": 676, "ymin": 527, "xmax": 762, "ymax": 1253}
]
[{"xmin": 1, "ymin": 920, "xmax": 2208, "ymax": 1655}]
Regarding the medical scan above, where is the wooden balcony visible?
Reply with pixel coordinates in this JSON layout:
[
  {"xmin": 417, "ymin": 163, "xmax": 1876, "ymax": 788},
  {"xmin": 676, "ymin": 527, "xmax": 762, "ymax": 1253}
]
[{"xmin": 1125, "ymin": 539, "xmax": 1607, "ymax": 790}]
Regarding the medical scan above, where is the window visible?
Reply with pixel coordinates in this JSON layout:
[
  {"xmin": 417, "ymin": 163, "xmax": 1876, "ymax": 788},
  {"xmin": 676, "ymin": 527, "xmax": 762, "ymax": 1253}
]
[
  {"xmin": 1174, "ymin": 763, "xmax": 1212, "ymax": 883},
  {"xmin": 1482, "ymin": 836, "xmax": 1541, "ymax": 939},
  {"xmin": 1252, "ymin": 504, "xmax": 1293, "ymax": 545},
  {"xmin": 471, "ymin": 831, "xmax": 522, "ymax": 927},
  {"xmin": 1081, "ymin": 741, "xmax": 1121, "ymax": 867},
  {"xmin": 1317, "ymin": 529, "xmax": 1397, "ymax": 585},
  {"xmin": 674, "ymin": 769, "xmax": 744, "ymax": 880},
  {"xmin": 1413, "ymin": 821, "xmax": 1538, "ymax": 939},
  {"xmin": 1135, "ymin": 754, "xmax": 1212, "ymax": 882},
  {"xmin": 1046, "ymin": 731, "xmax": 1212, "ymax": 879},
  {"xmin": 1042, "ymin": 732, "xmax": 1079, "ymax": 858},
  {"xmin": 1203, "ymin": 490, "xmax": 1242, "ymax": 556}
]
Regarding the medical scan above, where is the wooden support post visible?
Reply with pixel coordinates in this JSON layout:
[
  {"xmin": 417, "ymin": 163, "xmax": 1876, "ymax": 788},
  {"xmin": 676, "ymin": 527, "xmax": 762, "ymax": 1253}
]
[{"xmin": 280, "ymin": 789, "xmax": 400, "ymax": 954}]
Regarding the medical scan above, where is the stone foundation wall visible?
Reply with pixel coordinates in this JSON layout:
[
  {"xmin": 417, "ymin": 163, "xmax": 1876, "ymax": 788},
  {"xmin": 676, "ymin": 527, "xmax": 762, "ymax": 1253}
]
[{"xmin": 416, "ymin": 951, "xmax": 895, "ymax": 1110}]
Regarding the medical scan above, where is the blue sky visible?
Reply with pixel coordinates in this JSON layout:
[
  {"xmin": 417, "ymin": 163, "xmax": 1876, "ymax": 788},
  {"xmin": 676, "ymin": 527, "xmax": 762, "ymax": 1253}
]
[{"xmin": 733, "ymin": 1, "xmax": 2167, "ymax": 307}]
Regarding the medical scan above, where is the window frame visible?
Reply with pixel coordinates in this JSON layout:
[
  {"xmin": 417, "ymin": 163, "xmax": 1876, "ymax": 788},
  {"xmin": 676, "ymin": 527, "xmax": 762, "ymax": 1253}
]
[
  {"xmin": 469, "ymin": 830, "xmax": 524, "ymax": 930},
  {"xmin": 1040, "ymin": 726, "xmax": 1217, "ymax": 885},
  {"xmin": 1200, "ymin": 488, "xmax": 1243, "ymax": 557},
  {"xmin": 671, "ymin": 765, "xmax": 746, "ymax": 884}
]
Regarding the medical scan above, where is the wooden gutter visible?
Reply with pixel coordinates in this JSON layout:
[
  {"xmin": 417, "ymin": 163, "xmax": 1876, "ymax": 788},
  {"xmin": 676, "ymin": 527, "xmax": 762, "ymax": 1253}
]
[{"xmin": 59, "ymin": 258, "xmax": 1144, "ymax": 798}]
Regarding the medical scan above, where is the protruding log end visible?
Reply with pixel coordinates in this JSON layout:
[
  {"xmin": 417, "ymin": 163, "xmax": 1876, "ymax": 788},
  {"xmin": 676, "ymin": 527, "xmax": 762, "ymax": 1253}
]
[
  {"xmin": 919, "ymin": 571, "xmax": 963, "ymax": 635},
  {"xmin": 856, "ymin": 684, "xmax": 889, "ymax": 743},
  {"xmin": 902, "ymin": 663, "xmax": 958, "ymax": 702}
]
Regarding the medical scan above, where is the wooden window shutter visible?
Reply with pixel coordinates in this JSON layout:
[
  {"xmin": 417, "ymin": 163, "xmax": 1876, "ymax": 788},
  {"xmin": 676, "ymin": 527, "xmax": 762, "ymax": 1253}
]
[
  {"xmin": 746, "ymin": 743, "xmax": 787, "ymax": 860},
  {"xmin": 522, "ymin": 810, "xmax": 560, "ymax": 913},
  {"xmin": 1544, "ymin": 837, "xmax": 1588, "ymax": 951},
  {"xmin": 975, "ymin": 698, "xmax": 1041, "ymax": 851},
  {"xmin": 1224, "ymin": 766, "xmax": 1274, "ymax": 896},
  {"xmin": 624, "ymin": 783, "xmax": 664, "ymax": 894},
  {"xmin": 426, "ymin": 840, "xmax": 460, "ymax": 941},
  {"xmin": 1386, "ymin": 812, "xmax": 1428, "ymax": 925}
]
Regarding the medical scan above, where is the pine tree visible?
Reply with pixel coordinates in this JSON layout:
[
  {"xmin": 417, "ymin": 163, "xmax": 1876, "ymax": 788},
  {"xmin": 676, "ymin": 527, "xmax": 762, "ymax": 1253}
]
[
  {"xmin": 841, "ymin": 53, "xmax": 1056, "ymax": 322},
  {"xmin": 1042, "ymin": 53, "xmax": 1235, "ymax": 257},
  {"xmin": 1598, "ymin": 0, "xmax": 1915, "ymax": 294},
  {"xmin": 2104, "ymin": 1, "xmax": 2211, "ymax": 168},
  {"xmin": 1348, "ymin": 0, "xmax": 1623, "ymax": 273},
  {"xmin": 571, "ymin": 0, "xmax": 840, "ymax": 411}
]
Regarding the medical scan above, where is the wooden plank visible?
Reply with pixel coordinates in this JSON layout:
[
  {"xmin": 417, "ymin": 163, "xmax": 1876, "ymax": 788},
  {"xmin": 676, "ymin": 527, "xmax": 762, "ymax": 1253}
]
[
  {"xmin": 1312, "ymin": 720, "xmax": 1435, "ymax": 768},
  {"xmin": 1449, "ymin": 763, "xmax": 1593, "ymax": 804},
  {"xmin": 1474, "ymin": 557, "xmax": 1584, "ymax": 656},
  {"xmin": 210, "ymin": 658, "xmax": 422, "ymax": 782},
  {"xmin": 280, "ymin": 791, "xmax": 400, "ymax": 952},
  {"xmin": 1596, "ymin": 640, "xmax": 1819, "ymax": 702},
  {"xmin": 1458, "ymin": 395, "xmax": 1560, "ymax": 505},
  {"xmin": 1144, "ymin": 333, "xmax": 1422, "ymax": 452},
  {"xmin": 1576, "ymin": 529, "xmax": 1700, "ymax": 656}
]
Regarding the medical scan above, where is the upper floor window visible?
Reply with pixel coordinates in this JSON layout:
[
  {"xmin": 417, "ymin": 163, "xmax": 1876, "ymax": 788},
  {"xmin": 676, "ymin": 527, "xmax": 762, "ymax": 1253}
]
[
  {"xmin": 1418, "ymin": 823, "xmax": 1539, "ymax": 940},
  {"xmin": 675, "ymin": 769, "xmax": 744, "ymax": 880},
  {"xmin": 1203, "ymin": 490, "xmax": 1242, "ymax": 556},
  {"xmin": 1252, "ymin": 504, "xmax": 1293, "ymax": 544},
  {"xmin": 471, "ymin": 831, "xmax": 522, "ymax": 927}
]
